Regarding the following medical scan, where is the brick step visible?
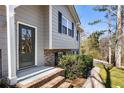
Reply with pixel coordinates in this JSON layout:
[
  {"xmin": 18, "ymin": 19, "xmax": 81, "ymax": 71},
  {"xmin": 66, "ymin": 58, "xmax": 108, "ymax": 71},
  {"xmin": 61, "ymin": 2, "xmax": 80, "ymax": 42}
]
[
  {"xmin": 40, "ymin": 76, "xmax": 65, "ymax": 88},
  {"xmin": 16, "ymin": 68, "xmax": 64, "ymax": 88},
  {"xmin": 58, "ymin": 82, "xmax": 72, "ymax": 88}
]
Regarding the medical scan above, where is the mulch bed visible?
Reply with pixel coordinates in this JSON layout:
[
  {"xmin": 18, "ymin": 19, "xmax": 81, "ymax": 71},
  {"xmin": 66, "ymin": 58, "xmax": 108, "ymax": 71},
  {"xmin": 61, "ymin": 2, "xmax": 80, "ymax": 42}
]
[{"xmin": 66, "ymin": 77, "xmax": 86, "ymax": 88}]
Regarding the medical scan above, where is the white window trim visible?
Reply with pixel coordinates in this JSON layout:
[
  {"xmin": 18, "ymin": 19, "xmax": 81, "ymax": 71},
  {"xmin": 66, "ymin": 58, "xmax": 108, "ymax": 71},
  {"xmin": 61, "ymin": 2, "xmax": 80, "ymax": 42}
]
[{"xmin": 17, "ymin": 21, "xmax": 38, "ymax": 70}]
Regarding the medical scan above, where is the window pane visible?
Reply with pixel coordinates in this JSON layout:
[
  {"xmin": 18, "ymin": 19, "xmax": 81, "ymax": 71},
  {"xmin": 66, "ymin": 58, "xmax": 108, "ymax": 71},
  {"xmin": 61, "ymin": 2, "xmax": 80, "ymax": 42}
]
[
  {"xmin": 68, "ymin": 29, "xmax": 72, "ymax": 36},
  {"xmin": 62, "ymin": 17, "xmax": 67, "ymax": 27},
  {"xmin": 62, "ymin": 25, "xmax": 67, "ymax": 34},
  {"xmin": 62, "ymin": 16, "xmax": 67, "ymax": 34},
  {"xmin": 68, "ymin": 21, "xmax": 72, "ymax": 29},
  {"xmin": 77, "ymin": 31, "xmax": 79, "ymax": 41},
  {"xmin": 68, "ymin": 20, "xmax": 72, "ymax": 36}
]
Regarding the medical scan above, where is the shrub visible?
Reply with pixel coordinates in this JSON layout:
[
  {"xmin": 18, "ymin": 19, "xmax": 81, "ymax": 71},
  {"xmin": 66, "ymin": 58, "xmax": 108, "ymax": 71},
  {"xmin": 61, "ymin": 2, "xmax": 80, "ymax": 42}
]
[
  {"xmin": 58, "ymin": 54, "xmax": 93, "ymax": 79},
  {"xmin": 58, "ymin": 54, "xmax": 78, "ymax": 79},
  {"xmin": 77, "ymin": 55, "xmax": 93, "ymax": 78},
  {"xmin": 0, "ymin": 79, "xmax": 9, "ymax": 88}
]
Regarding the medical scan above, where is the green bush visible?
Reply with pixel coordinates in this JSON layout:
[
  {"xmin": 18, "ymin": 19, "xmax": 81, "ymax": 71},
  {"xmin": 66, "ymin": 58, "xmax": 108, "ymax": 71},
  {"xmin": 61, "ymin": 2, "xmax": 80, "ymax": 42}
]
[
  {"xmin": 58, "ymin": 54, "xmax": 78, "ymax": 79},
  {"xmin": 0, "ymin": 79, "xmax": 9, "ymax": 88},
  {"xmin": 58, "ymin": 54, "xmax": 93, "ymax": 79},
  {"xmin": 77, "ymin": 55, "xmax": 93, "ymax": 78}
]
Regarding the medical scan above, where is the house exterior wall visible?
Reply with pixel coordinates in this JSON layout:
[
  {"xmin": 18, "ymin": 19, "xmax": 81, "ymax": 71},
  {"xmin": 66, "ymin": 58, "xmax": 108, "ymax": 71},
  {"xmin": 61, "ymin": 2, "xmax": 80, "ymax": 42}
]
[
  {"xmin": 0, "ymin": 5, "xmax": 80, "ymax": 80},
  {"xmin": 44, "ymin": 5, "xmax": 80, "ymax": 66},
  {"xmin": 0, "ymin": 6, "xmax": 7, "ymax": 77},
  {"xmin": 0, "ymin": 5, "xmax": 79, "ymax": 85},
  {"xmin": 52, "ymin": 5, "xmax": 79, "ymax": 49},
  {"xmin": 15, "ymin": 5, "xmax": 49, "ymax": 67}
]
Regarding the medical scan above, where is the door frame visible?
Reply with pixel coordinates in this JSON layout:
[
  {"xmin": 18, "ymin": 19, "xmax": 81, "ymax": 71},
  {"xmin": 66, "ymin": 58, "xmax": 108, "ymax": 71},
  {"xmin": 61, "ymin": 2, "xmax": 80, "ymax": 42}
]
[{"xmin": 17, "ymin": 21, "xmax": 37, "ymax": 70}]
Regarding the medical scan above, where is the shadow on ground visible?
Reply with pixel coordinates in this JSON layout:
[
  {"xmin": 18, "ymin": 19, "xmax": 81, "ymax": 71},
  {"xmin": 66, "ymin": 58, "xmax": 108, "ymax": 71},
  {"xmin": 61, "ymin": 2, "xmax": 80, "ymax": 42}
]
[{"xmin": 92, "ymin": 64, "xmax": 113, "ymax": 88}]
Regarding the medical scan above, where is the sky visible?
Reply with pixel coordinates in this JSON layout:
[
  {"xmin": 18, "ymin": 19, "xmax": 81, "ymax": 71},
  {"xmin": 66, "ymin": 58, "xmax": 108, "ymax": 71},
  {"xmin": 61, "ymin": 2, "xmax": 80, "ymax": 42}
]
[{"xmin": 75, "ymin": 5, "xmax": 109, "ymax": 36}]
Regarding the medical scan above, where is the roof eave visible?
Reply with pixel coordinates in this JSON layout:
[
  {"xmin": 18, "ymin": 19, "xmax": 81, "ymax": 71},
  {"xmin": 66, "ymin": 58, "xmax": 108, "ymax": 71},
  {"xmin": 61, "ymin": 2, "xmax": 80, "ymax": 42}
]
[{"xmin": 67, "ymin": 5, "xmax": 81, "ymax": 24}]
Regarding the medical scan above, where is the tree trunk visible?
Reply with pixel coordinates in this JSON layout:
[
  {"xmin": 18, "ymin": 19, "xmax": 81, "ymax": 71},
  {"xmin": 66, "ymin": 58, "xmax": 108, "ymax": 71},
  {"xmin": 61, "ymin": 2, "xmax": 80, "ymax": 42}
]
[
  {"xmin": 109, "ymin": 45, "xmax": 111, "ymax": 64},
  {"xmin": 108, "ymin": 7, "xmax": 112, "ymax": 64},
  {"xmin": 115, "ymin": 5, "xmax": 122, "ymax": 67}
]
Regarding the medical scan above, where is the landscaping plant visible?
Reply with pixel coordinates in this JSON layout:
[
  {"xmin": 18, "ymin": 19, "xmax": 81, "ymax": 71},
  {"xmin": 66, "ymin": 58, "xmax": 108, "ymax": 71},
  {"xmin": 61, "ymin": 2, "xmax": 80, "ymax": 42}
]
[
  {"xmin": 58, "ymin": 54, "xmax": 93, "ymax": 79},
  {"xmin": 77, "ymin": 55, "xmax": 93, "ymax": 78}
]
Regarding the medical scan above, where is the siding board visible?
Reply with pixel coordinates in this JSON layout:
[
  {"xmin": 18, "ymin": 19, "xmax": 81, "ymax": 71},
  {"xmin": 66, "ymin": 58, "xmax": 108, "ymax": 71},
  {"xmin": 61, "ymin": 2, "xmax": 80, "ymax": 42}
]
[{"xmin": 0, "ymin": 6, "xmax": 7, "ymax": 77}]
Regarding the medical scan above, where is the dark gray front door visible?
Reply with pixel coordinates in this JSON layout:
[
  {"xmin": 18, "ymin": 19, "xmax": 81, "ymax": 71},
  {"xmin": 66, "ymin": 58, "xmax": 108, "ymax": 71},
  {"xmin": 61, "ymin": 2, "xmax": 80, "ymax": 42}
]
[
  {"xmin": 0, "ymin": 49, "xmax": 2, "ymax": 78},
  {"xmin": 19, "ymin": 23, "xmax": 35, "ymax": 69}
]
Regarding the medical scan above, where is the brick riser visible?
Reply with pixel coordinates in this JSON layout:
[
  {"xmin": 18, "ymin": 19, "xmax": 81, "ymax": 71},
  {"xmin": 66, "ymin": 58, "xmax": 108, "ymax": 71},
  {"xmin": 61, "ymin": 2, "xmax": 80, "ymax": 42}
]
[
  {"xmin": 40, "ymin": 76, "xmax": 65, "ymax": 88},
  {"xmin": 53, "ymin": 79, "xmax": 65, "ymax": 88},
  {"xmin": 58, "ymin": 82, "xmax": 73, "ymax": 88},
  {"xmin": 30, "ymin": 71, "xmax": 64, "ymax": 88}
]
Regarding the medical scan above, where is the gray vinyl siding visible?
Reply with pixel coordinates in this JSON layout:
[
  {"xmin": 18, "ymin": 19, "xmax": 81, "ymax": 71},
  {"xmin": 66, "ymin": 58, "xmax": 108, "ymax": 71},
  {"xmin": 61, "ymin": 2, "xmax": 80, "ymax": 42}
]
[
  {"xmin": 15, "ymin": 5, "xmax": 49, "ymax": 66},
  {"xmin": 52, "ymin": 5, "xmax": 79, "ymax": 49},
  {"xmin": 43, "ymin": 6, "xmax": 49, "ymax": 48},
  {"xmin": 0, "ymin": 6, "xmax": 8, "ymax": 77}
]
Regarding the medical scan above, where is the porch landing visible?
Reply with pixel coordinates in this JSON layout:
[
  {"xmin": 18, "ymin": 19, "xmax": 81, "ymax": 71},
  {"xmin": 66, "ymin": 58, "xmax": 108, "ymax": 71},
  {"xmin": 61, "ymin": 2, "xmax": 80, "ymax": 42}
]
[{"xmin": 17, "ymin": 66, "xmax": 54, "ymax": 81}]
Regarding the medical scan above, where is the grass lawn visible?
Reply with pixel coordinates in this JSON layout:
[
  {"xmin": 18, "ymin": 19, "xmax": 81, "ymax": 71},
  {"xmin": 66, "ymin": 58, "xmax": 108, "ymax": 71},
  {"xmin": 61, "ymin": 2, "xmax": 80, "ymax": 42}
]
[{"xmin": 95, "ymin": 63, "xmax": 124, "ymax": 88}]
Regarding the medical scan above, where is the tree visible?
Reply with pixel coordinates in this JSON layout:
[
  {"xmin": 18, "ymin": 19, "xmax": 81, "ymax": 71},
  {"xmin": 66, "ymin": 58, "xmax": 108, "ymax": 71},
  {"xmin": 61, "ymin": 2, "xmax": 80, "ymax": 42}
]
[
  {"xmin": 81, "ymin": 30, "xmax": 105, "ymax": 59},
  {"xmin": 99, "ymin": 37, "xmax": 109, "ymax": 61},
  {"xmin": 81, "ymin": 5, "xmax": 124, "ymax": 67},
  {"xmin": 88, "ymin": 5, "xmax": 117, "ymax": 64},
  {"xmin": 115, "ymin": 5, "xmax": 123, "ymax": 67}
]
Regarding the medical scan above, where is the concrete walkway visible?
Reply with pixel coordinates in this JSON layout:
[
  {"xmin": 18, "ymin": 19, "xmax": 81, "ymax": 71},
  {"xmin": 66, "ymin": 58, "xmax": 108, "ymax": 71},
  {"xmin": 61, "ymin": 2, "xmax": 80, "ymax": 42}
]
[
  {"xmin": 82, "ymin": 67, "xmax": 105, "ymax": 88},
  {"xmin": 93, "ymin": 59, "xmax": 109, "ymax": 66}
]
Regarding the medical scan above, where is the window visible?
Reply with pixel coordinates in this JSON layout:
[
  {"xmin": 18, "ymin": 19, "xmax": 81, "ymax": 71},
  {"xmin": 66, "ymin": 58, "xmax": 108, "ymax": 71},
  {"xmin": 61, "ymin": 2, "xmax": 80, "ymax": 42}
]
[
  {"xmin": 68, "ymin": 21, "xmax": 74, "ymax": 37},
  {"xmin": 62, "ymin": 16, "xmax": 67, "ymax": 34},
  {"xmin": 76, "ymin": 50, "xmax": 79, "ymax": 54},
  {"xmin": 68, "ymin": 21, "xmax": 72, "ymax": 36},
  {"xmin": 55, "ymin": 52, "xmax": 66, "ymax": 66},
  {"xmin": 76, "ymin": 31, "xmax": 79, "ymax": 41},
  {"xmin": 72, "ymin": 23, "xmax": 74, "ymax": 37},
  {"xmin": 58, "ymin": 11, "xmax": 62, "ymax": 33},
  {"xmin": 58, "ymin": 11, "xmax": 74, "ymax": 37}
]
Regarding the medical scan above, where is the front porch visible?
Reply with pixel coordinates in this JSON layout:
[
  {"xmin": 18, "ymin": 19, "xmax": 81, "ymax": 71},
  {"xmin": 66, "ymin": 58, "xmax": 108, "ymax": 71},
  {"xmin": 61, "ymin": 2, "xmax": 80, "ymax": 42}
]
[
  {"xmin": 6, "ymin": 5, "xmax": 79, "ymax": 86},
  {"xmin": 16, "ymin": 66, "xmax": 72, "ymax": 88},
  {"xmin": 6, "ymin": 5, "xmax": 51, "ymax": 85}
]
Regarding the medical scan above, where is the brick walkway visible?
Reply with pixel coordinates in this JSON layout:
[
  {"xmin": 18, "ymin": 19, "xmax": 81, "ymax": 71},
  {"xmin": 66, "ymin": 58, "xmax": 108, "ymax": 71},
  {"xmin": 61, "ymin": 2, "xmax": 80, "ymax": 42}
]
[{"xmin": 82, "ymin": 67, "xmax": 105, "ymax": 88}]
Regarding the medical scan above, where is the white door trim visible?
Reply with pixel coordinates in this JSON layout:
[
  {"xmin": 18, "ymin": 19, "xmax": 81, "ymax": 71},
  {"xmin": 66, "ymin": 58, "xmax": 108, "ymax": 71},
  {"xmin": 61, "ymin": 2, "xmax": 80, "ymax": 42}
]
[{"xmin": 17, "ymin": 21, "xmax": 38, "ymax": 70}]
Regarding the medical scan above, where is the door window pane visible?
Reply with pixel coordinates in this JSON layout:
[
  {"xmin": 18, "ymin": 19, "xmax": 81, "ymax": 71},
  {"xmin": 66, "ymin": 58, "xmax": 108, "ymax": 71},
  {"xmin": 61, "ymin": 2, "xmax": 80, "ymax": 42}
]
[{"xmin": 21, "ymin": 28, "xmax": 32, "ymax": 54}]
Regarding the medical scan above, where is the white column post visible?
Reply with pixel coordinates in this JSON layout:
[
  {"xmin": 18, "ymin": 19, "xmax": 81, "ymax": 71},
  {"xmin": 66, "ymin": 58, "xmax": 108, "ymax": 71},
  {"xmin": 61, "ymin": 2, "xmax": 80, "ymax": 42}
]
[{"xmin": 6, "ymin": 5, "xmax": 17, "ymax": 85}]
